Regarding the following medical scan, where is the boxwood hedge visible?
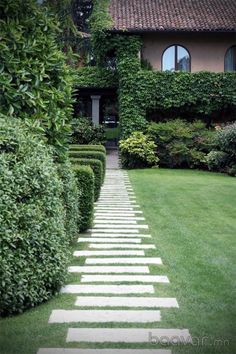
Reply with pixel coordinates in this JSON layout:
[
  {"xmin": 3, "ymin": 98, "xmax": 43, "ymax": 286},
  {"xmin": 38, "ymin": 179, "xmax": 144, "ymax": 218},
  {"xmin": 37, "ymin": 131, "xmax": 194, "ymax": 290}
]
[
  {"xmin": 0, "ymin": 117, "xmax": 69, "ymax": 316},
  {"xmin": 57, "ymin": 161, "xmax": 80, "ymax": 243},
  {"xmin": 69, "ymin": 144, "xmax": 106, "ymax": 154},
  {"xmin": 73, "ymin": 165, "xmax": 94, "ymax": 231},
  {"xmin": 70, "ymin": 158, "xmax": 103, "ymax": 201},
  {"xmin": 69, "ymin": 150, "xmax": 106, "ymax": 180}
]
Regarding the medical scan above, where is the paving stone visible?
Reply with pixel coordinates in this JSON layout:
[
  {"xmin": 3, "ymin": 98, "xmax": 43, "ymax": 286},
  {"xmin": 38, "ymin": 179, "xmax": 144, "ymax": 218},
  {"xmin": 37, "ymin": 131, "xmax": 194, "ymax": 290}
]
[
  {"xmin": 66, "ymin": 328, "xmax": 192, "ymax": 343},
  {"xmin": 81, "ymin": 275, "xmax": 169, "ymax": 283},
  {"xmin": 38, "ymin": 349, "xmax": 171, "ymax": 354},
  {"xmin": 78, "ymin": 238, "xmax": 142, "ymax": 243},
  {"xmin": 93, "ymin": 224, "xmax": 149, "ymax": 229},
  {"xmin": 94, "ymin": 220, "xmax": 138, "ymax": 224},
  {"xmin": 60, "ymin": 285, "xmax": 155, "ymax": 294},
  {"xmin": 89, "ymin": 244, "xmax": 156, "ymax": 250},
  {"xmin": 95, "ymin": 214, "xmax": 145, "ymax": 221},
  {"xmin": 95, "ymin": 217, "xmax": 145, "ymax": 220},
  {"xmin": 73, "ymin": 250, "xmax": 145, "ymax": 257},
  {"xmin": 85, "ymin": 258, "xmax": 162, "ymax": 265},
  {"xmin": 68, "ymin": 266, "xmax": 150, "ymax": 273},
  {"xmin": 75, "ymin": 296, "xmax": 179, "ymax": 308},
  {"xmin": 95, "ymin": 211, "xmax": 143, "ymax": 214},
  {"xmin": 49, "ymin": 309, "xmax": 161, "ymax": 323},
  {"xmin": 91, "ymin": 233, "xmax": 151, "ymax": 238},
  {"xmin": 89, "ymin": 229, "xmax": 140, "ymax": 233},
  {"xmin": 94, "ymin": 207, "xmax": 140, "ymax": 211}
]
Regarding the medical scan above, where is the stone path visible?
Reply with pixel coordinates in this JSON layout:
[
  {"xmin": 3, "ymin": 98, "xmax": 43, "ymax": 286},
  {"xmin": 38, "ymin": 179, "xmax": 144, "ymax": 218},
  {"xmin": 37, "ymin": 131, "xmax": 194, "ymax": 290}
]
[{"xmin": 37, "ymin": 168, "xmax": 191, "ymax": 353}]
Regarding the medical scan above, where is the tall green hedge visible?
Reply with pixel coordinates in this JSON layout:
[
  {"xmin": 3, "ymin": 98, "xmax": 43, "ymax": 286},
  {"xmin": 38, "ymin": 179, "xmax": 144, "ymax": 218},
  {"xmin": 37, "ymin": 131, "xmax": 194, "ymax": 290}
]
[
  {"xmin": 69, "ymin": 150, "xmax": 106, "ymax": 180},
  {"xmin": 57, "ymin": 161, "xmax": 80, "ymax": 243},
  {"xmin": 73, "ymin": 165, "xmax": 94, "ymax": 232},
  {"xmin": 0, "ymin": 0, "xmax": 74, "ymax": 160},
  {"xmin": 69, "ymin": 144, "xmax": 106, "ymax": 154},
  {"xmin": 0, "ymin": 117, "xmax": 69, "ymax": 316},
  {"xmin": 70, "ymin": 158, "xmax": 103, "ymax": 200}
]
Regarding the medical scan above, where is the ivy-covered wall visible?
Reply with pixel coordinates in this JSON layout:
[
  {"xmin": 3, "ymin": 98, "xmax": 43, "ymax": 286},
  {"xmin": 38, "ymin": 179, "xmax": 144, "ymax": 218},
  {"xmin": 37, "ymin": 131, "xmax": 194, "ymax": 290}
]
[{"xmin": 76, "ymin": 0, "xmax": 236, "ymax": 137}]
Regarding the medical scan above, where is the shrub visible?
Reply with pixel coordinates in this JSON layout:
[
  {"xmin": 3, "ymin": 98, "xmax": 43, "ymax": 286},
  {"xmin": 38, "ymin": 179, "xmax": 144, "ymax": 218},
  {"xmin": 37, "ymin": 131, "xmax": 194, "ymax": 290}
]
[
  {"xmin": 69, "ymin": 150, "xmax": 106, "ymax": 180},
  {"xmin": 70, "ymin": 144, "xmax": 106, "ymax": 154},
  {"xmin": 206, "ymin": 123, "xmax": 236, "ymax": 176},
  {"xmin": 71, "ymin": 117, "xmax": 106, "ymax": 145},
  {"xmin": 0, "ymin": 117, "xmax": 69, "ymax": 316},
  {"xmin": 72, "ymin": 165, "xmax": 94, "ymax": 232},
  {"xmin": 216, "ymin": 122, "xmax": 236, "ymax": 157},
  {"xmin": 57, "ymin": 161, "xmax": 80, "ymax": 243},
  {"xmin": 148, "ymin": 119, "xmax": 215, "ymax": 168},
  {"xmin": 206, "ymin": 151, "xmax": 229, "ymax": 172},
  {"xmin": 70, "ymin": 158, "xmax": 103, "ymax": 200},
  {"xmin": 119, "ymin": 132, "xmax": 159, "ymax": 169},
  {"xmin": 0, "ymin": 0, "xmax": 74, "ymax": 160}
]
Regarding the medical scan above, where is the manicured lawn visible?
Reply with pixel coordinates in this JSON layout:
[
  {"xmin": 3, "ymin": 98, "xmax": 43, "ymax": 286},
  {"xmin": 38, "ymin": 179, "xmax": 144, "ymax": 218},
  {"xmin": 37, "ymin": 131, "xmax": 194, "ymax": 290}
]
[
  {"xmin": 128, "ymin": 168, "xmax": 236, "ymax": 353},
  {"xmin": 0, "ymin": 169, "xmax": 235, "ymax": 354}
]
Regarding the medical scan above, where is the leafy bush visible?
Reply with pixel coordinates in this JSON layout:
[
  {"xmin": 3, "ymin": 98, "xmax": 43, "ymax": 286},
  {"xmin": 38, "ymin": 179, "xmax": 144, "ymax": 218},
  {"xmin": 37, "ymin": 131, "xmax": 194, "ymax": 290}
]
[
  {"xmin": 71, "ymin": 117, "xmax": 106, "ymax": 145},
  {"xmin": 0, "ymin": 0, "xmax": 74, "ymax": 160},
  {"xmin": 70, "ymin": 144, "xmax": 106, "ymax": 154},
  {"xmin": 69, "ymin": 150, "xmax": 106, "ymax": 180},
  {"xmin": 216, "ymin": 122, "xmax": 236, "ymax": 157},
  {"xmin": 73, "ymin": 165, "xmax": 94, "ymax": 232},
  {"xmin": 57, "ymin": 161, "xmax": 80, "ymax": 243},
  {"xmin": 148, "ymin": 119, "xmax": 215, "ymax": 168},
  {"xmin": 206, "ymin": 123, "xmax": 236, "ymax": 176},
  {"xmin": 119, "ymin": 132, "xmax": 159, "ymax": 169},
  {"xmin": 70, "ymin": 158, "xmax": 103, "ymax": 200},
  {"xmin": 206, "ymin": 151, "xmax": 229, "ymax": 172},
  {"xmin": 0, "ymin": 117, "xmax": 69, "ymax": 316}
]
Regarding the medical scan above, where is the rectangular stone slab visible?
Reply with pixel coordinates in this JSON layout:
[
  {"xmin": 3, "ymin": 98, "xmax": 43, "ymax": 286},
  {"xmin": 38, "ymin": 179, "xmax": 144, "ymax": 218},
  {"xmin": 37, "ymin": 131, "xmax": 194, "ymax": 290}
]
[
  {"xmin": 60, "ymin": 285, "xmax": 155, "ymax": 294},
  {"xmin": 66, "ymin": 328, "xmax": 192, "ymax": 343},
  {"xmin": 78, "ymin": 238, "xmax": 142, "ymax": 243},
  {"xmin": 93, "ymin": 225, "xmax": 149, "ymax": 229},
  {"xmin": 73, "ymin": 250, "xmax": 145, "ymax": 257},
  {"xmin": 49, "ymin": 309, "xmax": 161, "ymax": 323},
  {"xmin": 91, "ymin": 233, "xmax": 151, "ymax": 238},
  {"xmin": 85, "ymin": 258, "xmax": 162, "ymax": 265},
  {"xmin": 94, "ymin": 220, "xmax": 138, "ymax": 224},
  {"xmin": 68, "ymin": 266, "xmax": 150, "ymax": 273},
  {"xmin": 74, "ymin": 296, "xmax": 179, "ymax": 308},
  {"xmin": 94, "ymin": 217, "xmax": 145, "ymax": 220},
  {"xmin": 89, "ymin": 244, "xmax": 156, "ymax": 249},
  {"xmin": 81, "ymin": 275, "xmax": 169, "ymax": 283},
  {"xmin": 37, "ymin": 349, "xmax": 171, "ymax": 354},
  {"xmin": 95, "ymin": 214, "xmax": 145, "ymax": 221},
  {"xmin": 88, "ymin": 229, "xmax": 140, "ymax": 233}
]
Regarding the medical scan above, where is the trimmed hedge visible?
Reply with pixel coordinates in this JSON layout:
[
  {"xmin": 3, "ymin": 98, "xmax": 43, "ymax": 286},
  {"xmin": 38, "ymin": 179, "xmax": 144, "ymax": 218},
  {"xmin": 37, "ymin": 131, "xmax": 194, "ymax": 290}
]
[
  {"xmin": 70, "ymin": 144, "xmax": 106, "ymax": 154},
  {"xmin": 73, "ymin": 165, "xmax": 94, "ymax": 232},
  {"xmin": 0, "ymin": 117, "xmax": 69, "ymax": 316},
  {"xmin": 70, "ymin": 158, "xmax": 103, "ymax": 201},
  {"xmin": 69, "ymin": 150, "xmax": 106, "ymax": 180},
  {"xmin": 57, "ymin": 161, "xmax": 80, "ymax": 243}
]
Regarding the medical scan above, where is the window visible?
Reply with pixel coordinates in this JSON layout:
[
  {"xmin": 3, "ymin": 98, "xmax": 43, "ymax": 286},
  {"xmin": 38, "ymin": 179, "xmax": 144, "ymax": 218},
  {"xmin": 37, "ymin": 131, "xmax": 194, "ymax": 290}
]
[
  {"xmin": 162, "ymin": 45, "xmax": 190, "ymax": 72},
  {"xmin": 225, "ymin": 46, "xmax": 236, "ymax": 72}
]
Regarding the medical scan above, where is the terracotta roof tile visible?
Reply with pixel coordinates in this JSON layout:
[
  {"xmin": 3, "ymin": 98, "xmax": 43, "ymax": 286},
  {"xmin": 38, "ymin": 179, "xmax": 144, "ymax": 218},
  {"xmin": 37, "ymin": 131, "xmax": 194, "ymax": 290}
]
[{"xmin": 109, "ymin": 0, "xmax": 236, "ymax": 32}]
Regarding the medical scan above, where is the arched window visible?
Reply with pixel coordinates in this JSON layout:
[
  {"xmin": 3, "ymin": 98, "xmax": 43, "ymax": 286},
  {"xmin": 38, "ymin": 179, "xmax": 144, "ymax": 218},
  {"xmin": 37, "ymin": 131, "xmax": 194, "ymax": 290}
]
[
  {"xmin": 162, "ymin": 45, "xmax": 190, "ymax": 72},
  {"xmin": 225, "ymin": 46, "xmax": 236, "ymax": 72}
]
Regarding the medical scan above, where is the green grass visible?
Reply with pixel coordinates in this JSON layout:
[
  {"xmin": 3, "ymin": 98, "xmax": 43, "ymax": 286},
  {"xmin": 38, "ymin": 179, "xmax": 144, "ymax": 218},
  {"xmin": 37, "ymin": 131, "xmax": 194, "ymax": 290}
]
[
  {"xmin": 128, "ymin": 168, "xmax": 236, "ymax": 353},
  {"xmin": 0, "ymin": 169, "xmax": 235, "ymax": 354}
]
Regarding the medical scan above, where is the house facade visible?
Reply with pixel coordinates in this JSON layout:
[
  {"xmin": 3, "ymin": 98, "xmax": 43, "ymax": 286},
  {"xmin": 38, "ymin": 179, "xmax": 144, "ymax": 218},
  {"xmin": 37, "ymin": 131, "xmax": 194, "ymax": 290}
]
[{"xmin": 76, "ymin": 0, "xmax": 236, "ymax": 131}]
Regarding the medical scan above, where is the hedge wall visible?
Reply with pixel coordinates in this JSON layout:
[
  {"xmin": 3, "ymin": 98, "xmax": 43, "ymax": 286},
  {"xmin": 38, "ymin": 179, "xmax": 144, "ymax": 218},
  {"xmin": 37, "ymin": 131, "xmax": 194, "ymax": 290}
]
[
  {"xmin": 73, "ymin": 165, "xmax": 94, "ymax": 232},
  {"xmin": 0, "ymin": 117, "xmax": 69, "ymax": 315},
  {"xmin": 69, "ymin": 144, "xmax": 106, "ymax": 154},
  {"xmin": 69, "ymin": 150, "xmax": 106, "ymax": 180},
  {"xmin": 70, "ymin": 158, "xmax": 103, "ymax": 201}
]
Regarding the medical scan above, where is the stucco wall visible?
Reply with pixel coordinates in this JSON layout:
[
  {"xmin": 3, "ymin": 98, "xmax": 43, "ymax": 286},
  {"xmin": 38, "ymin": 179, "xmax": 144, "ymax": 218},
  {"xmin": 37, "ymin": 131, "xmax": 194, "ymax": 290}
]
[{"xmin": 142, "ymin": 32, "xmax": 236, "ymax": 72}]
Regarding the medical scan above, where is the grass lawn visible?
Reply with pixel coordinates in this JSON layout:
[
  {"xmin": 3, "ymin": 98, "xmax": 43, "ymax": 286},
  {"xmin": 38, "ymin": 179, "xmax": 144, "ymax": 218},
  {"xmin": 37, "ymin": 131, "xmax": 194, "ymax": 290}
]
[
  {"xmin": 128, "ymin": 168, "xmax": 236, "ymax": 353},
  {"xmin": 0, "ymin": 169, "xmax": 235, "ymax": 354}
]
